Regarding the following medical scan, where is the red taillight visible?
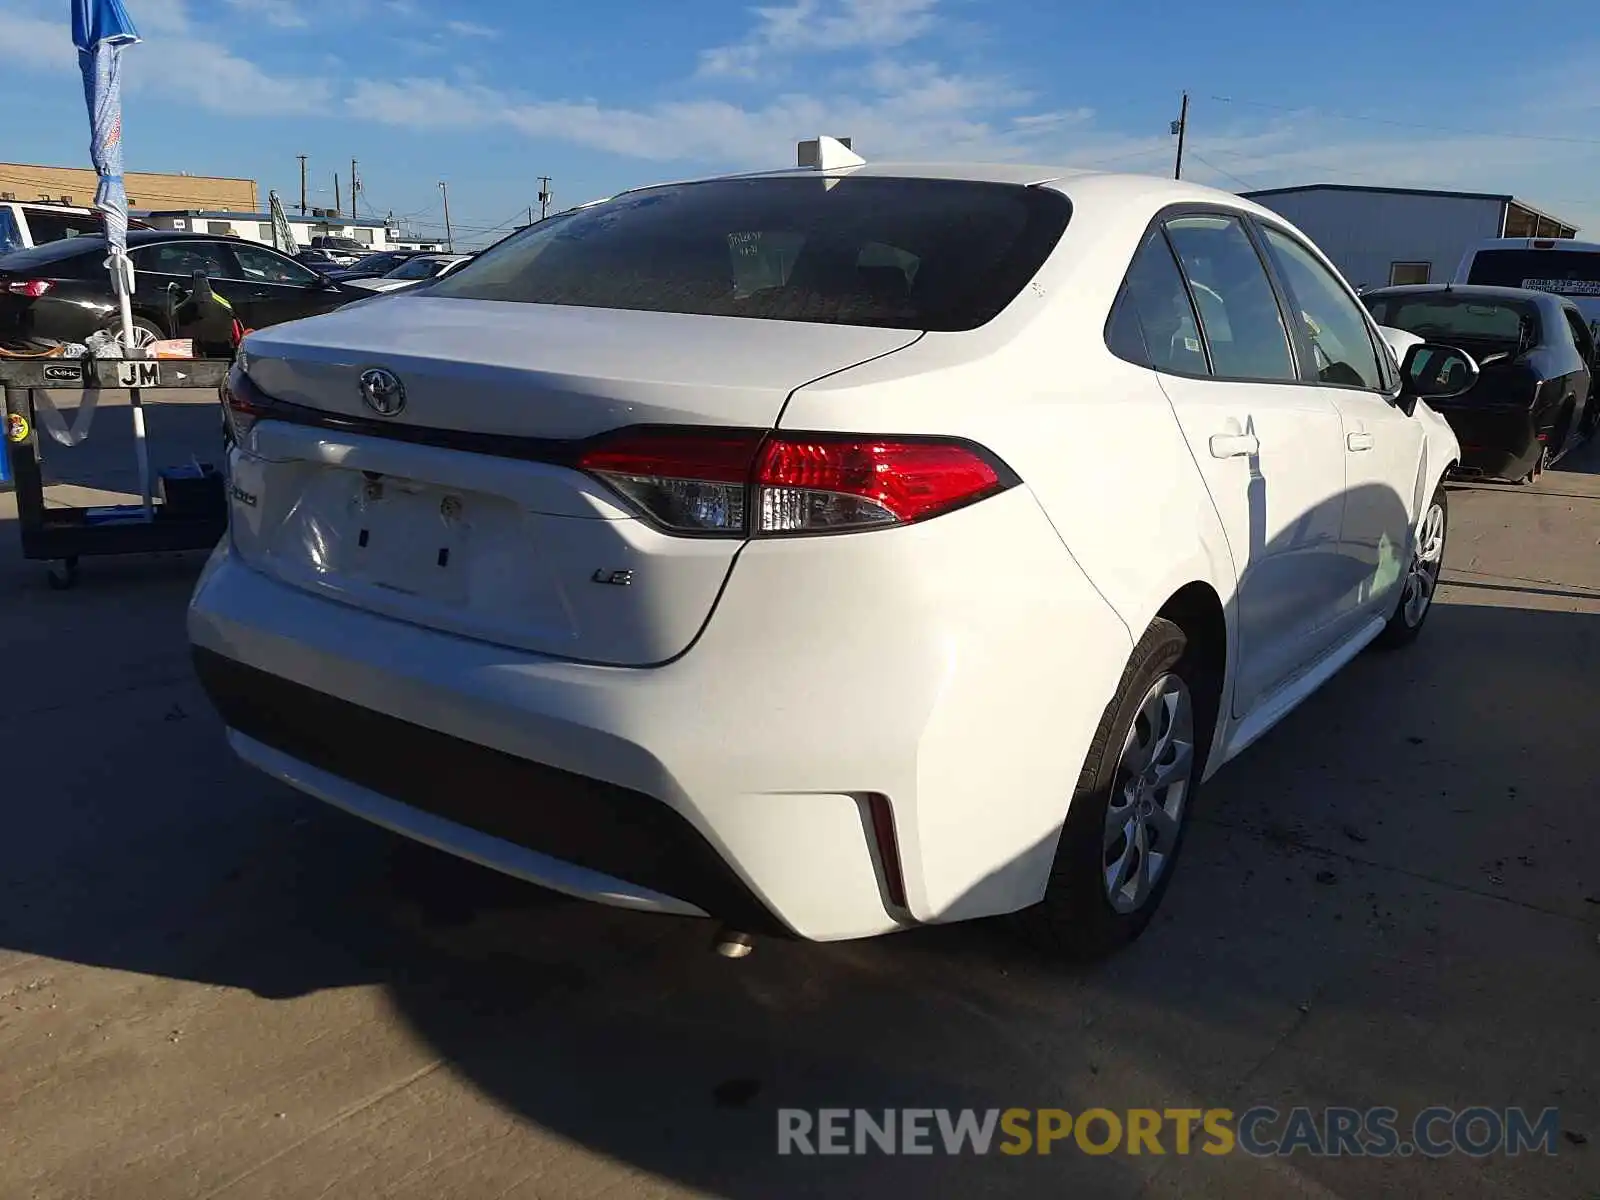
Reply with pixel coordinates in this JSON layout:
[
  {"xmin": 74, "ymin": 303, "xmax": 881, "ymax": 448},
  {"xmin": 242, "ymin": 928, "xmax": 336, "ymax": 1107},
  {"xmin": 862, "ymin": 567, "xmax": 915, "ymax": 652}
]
[
  {"xmin": 575, "ymin": 427, "xmax": 1012, "ymax": 537},
  {"xmin": 220, "ymin": 365, "xmax": 274, "ymax": 446},
  {"xmin": 756, "ymin": 437, "xmax": 1005, "ymax": 531},
  {"xmin": 5, "ymin": 280, "xmax": 52, "ymax": 298}
]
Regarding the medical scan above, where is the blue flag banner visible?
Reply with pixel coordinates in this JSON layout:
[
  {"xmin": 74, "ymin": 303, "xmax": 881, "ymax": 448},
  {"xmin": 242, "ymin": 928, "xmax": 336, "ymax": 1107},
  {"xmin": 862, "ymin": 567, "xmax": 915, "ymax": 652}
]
[{"xmin": 72, "ymin": 0, "xmax": 140, "ymax": 256}]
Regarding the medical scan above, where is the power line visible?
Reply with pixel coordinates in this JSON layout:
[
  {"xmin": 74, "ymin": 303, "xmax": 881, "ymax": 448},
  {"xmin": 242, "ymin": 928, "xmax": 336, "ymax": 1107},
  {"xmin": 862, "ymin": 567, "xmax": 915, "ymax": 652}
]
[
  {"xmin": 1185, "ymin": 149, "xmax": 1256, "ymax": 191},
  {"xmin": 1209, "ymin": 94, "xmax": 1600, "ymax": 148}
]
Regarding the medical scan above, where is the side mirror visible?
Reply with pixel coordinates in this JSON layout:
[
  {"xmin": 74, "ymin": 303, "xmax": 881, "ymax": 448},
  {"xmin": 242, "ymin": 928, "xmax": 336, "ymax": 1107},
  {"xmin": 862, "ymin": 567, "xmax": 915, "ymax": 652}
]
[{"xmin": 1397, "ymin": 342, "xmax": 1479, "ymax": 414}]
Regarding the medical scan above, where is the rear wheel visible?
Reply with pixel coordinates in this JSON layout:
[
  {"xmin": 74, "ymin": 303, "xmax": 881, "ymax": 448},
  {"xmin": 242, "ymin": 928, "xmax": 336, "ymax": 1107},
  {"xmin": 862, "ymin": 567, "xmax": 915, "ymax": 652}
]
[
  {"xmin": 1374, "ymin": 485, "xmax": 1447, "ymax": 650},
  {"xmin": 96, "ymin": 317, "xmax": 163, "ymax": 349},
  {"xmin": 1020, "ymin": 618, "xmax": 1208, "ymax": 959}
]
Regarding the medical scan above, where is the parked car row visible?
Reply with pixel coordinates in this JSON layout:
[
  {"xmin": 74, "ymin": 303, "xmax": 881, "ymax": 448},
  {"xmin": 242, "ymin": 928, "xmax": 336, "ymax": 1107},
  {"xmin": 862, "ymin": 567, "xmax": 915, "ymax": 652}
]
[
  {"xmin": 188, "ymin": 153, "xmax": 1479, "ymax": 960},
  {"xmin": 0, "ymin": 232, "xmax": 473, "ymax": 354},
  {"xmin": 1362, "ymin": 281, "xmax": 1597, "ymax": 481}
]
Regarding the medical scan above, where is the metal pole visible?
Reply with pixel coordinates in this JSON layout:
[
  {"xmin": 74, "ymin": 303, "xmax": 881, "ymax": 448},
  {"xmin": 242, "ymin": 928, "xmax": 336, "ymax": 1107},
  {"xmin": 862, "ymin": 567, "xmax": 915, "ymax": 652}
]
[
  {"xmin": 538, "ymin": 176, "xmax": 552, "ymax": 220},
  {"xmin": 334, "ymin": 173, "xmax": 341, "ymax": 218},
  {"xmin": 297, "ymin": 155, "xmax": 308, "ymax": 216},
  {"xmin": 1173, "ymin": 91, "xmax": 1189, "ymax": 181},
  {"xmin": 439, "ymin": 181, "xmax": 453, "ymax": 252},
  {"xmin": 351, "ymin": 158, "xmax": 358, "ymax": 212}
]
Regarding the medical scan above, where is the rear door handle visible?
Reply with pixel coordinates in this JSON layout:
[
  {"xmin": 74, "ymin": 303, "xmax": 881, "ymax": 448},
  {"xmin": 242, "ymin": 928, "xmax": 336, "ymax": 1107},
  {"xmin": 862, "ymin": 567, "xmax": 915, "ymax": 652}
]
[
  {"xmin": 1209, "ymin": 432, "xmax": 1259, "ymax": 459},
  {"xmin": 1347, "ymin": 432, "xmax": 1375, "ymax": 452}
]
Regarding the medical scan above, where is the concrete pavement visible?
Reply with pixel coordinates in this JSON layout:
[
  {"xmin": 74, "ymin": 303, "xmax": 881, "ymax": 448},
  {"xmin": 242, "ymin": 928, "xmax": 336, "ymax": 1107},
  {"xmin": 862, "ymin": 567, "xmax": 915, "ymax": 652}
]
[{"xmin": 0, "ymin": 395, "xmax": 1595, "ymax": 1198}]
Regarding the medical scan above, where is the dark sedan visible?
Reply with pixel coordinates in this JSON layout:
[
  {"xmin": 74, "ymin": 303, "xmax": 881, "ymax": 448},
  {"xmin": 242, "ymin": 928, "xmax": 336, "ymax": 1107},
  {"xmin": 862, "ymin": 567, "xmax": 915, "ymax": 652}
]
[
  {"xmin": 322, "ymin": 249, "xmax": 431, "ymax": 283},
  {"xmin": 1363, "ymin": 284, "xmax": 1597, "ymax": 482},
  {"xmin": 0, "ymin": 230, "xmax": 360, "ymax": 353}
]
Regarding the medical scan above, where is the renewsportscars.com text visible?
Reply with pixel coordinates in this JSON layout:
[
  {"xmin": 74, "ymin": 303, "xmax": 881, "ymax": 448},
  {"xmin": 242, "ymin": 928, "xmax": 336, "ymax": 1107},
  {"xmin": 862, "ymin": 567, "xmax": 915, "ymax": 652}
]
[{"xmin": 777, "ymin": 1106, "xmax": 1562, "ymax": 1158}]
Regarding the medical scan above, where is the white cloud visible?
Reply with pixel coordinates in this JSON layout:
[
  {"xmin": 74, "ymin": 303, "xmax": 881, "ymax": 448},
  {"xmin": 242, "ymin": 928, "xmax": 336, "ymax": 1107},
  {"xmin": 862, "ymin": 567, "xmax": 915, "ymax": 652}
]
[
  {"xmin": 0, "ymin": 0, "xmax": 331, "ymax": 116},
  {"xmin": 700, "ymin": 0, "xmax": 938, "ymax": 78},
  {"xmin": 444, "ymin": 19, "xmax": 496, "ymax": 38},
  {"xmin": 224, "ymin": 0, "xmax": 310, "ymax": 30}
]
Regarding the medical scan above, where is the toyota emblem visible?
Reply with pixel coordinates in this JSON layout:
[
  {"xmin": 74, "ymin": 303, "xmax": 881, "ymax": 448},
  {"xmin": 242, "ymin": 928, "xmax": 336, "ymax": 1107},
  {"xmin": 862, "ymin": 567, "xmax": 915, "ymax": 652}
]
[{"xmin": 359, "ymin": 367, "xmax": 406, "ymax": 417}]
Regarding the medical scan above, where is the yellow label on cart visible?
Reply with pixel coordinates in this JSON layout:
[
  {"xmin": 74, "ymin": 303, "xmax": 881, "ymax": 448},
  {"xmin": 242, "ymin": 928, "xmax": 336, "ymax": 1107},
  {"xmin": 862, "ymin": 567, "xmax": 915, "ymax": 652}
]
[{"xmin": 6, "ymin": 413, "xmax": 28, "ymax": 443}]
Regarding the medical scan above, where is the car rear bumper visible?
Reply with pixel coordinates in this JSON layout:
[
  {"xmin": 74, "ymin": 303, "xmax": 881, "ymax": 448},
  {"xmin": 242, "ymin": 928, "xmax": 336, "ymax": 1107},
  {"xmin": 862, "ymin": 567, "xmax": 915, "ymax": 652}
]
[
  {"xmin": 187, "ymin": 487, "xmax": 1132, "ymax": 941},
  {"xmin": 1436, "ymin": 408, "xmax": 1543, "ymax": 479}
]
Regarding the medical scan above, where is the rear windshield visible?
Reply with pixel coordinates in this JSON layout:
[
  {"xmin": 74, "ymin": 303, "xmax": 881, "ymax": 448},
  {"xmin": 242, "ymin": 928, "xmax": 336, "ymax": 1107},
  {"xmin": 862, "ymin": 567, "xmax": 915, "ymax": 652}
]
[
  {"xmin": 0, "ymin": 237, "xmax": 101, "ymax": 272},
  {"xmin": 388, "ymin": 256, "xmax": 451, "ymax": 280},
  {"xmin": 25, "ymin": 209, "xmax": 104, "ymax": 244},
  {"xmin": 428, "ymin": 176, "xmax": 1073, "ymax": 331},
  {"xmin": 1363, "ymin": 294, "xmax": 1538, "ymax": 344},
  {"xmin": 1465, "ymin": 249, "xmax": 1600, "ymax": 296}
]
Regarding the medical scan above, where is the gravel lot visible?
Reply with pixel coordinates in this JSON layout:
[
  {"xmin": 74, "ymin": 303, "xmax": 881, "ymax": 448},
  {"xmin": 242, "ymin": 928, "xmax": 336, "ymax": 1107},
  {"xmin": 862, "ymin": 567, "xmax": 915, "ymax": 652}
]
[{"xmin": 2, "ymin": 388, "xmax": 1596, "ymax": 1199}]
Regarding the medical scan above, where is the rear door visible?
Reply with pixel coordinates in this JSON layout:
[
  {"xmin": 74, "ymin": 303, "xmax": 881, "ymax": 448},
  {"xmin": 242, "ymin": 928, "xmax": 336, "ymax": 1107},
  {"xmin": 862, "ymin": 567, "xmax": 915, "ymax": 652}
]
[
  {"xmin": 1129, "ymin": 212, "xmax": 1351, "ymax": 716},
  {"xmin": 223, "ymin": 244, "xmax": 345, "ymax": 329},
  {"xmin": 1256, "ymin": 221, "xmax": 1424, "ymax": 631}
]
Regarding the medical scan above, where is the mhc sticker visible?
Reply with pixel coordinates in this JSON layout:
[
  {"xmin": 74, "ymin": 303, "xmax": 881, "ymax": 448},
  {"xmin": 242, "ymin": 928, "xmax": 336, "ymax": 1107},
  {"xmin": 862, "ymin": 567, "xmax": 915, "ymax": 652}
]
[{"xmin": 6, "ymin": 413, "xmax": 29, "ymax": 443}]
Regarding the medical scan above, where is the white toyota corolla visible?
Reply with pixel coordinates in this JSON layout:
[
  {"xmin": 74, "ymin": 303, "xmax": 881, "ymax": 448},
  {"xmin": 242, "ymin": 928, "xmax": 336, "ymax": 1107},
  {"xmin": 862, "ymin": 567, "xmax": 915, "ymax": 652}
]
[{"xmin": 190, "ymin": 146, "xmax": 1469, "ymax": 957}]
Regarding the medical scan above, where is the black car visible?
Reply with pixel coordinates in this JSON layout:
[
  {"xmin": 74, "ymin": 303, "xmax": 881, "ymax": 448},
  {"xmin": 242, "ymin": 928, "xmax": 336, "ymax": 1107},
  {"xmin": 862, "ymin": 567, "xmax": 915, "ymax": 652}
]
[
  {"xmin": 0, "ymin": 231, "xmax": 360, "ymax": 353},
  {"xmin": 322, "ymin": 249, "xmax": 431, "ymax": 282},
  {"xmin": 1362, "ymin": 284, "xmax": 1597, "ymax": 482}
]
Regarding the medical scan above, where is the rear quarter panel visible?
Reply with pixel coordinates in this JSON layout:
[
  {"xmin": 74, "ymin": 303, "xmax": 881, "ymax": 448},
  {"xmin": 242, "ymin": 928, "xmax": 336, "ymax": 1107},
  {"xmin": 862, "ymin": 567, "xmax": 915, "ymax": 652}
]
[{"xmin": 779, "ymin": 181, "xmax": 1241, "ymax": 779}]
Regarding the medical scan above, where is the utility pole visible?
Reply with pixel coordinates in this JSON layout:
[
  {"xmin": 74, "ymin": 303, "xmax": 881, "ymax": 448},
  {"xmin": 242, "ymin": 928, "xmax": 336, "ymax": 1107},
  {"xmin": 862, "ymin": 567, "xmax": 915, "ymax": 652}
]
[
  {"xmin": 438, "ymin": 181, "xmax": 453, "ymax": 252},
  {"xmin": 351, "ymin": 158, "xmax": 359, "ymax": 213},
  {"xmin": 1171, "ymin": 91, "xmax": 1189, "ymax": 180},
  {"xmin": 527, "ymin": 206, "xmax": 534, "ymax": 226},
  {"xmin": 297, "ymin": 154, "xmax": 308, "ymax": 215},
  {"xmin": 334, "ymin": 173, "xmax": 342, "ymax": 217},
  {"xmin": 538, "ymin": 176, "xmax": 552, "ymax": 220}
]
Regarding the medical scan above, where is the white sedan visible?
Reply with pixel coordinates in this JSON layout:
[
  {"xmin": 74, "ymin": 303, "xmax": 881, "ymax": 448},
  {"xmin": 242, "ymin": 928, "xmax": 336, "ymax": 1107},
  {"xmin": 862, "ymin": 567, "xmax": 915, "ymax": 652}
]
[
  {"xmin": 343, "ymin": 253, "xmax": 472, "ymax": 294},
  {"xmin": 191, "ymin": 150, "xmax": 1469, "ymax": 957}
]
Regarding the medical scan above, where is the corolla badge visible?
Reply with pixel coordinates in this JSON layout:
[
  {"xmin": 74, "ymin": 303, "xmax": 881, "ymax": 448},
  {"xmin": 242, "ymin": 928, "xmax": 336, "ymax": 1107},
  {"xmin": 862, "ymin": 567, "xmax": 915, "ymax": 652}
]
[{"xmin": 358, "ymin": 367, "xmax": 406, "ymax": 417}]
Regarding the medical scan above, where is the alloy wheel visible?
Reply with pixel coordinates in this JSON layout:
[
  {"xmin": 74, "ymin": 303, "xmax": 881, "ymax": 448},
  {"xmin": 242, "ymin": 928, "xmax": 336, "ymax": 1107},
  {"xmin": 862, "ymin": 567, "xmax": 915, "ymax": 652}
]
[
  {"xmin": 1103, "ymin": 673, "xmax": 1195, "ymax": 914},
  {"xmin": 1401, "ymin": 501, "xmax": 1446, "ymax": 628}
]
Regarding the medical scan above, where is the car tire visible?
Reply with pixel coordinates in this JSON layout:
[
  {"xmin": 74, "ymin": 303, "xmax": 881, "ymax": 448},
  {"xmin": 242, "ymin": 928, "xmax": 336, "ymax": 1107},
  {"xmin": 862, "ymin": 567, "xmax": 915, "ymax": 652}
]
[
  {"xmin": 1373, "ymin": 484, "xmax": 1447, "ymax": 650},
  {"xmin": 98, "ymin": 317, "xmax": 164, "ymax": 349},
  {"xmin": 1019, "ymin": 617, "xmax": 1209, "ymax": 960}
]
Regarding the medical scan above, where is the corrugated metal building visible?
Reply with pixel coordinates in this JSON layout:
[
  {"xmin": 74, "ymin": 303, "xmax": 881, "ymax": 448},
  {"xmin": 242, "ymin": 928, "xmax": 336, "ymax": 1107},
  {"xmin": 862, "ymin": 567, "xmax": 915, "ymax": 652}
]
[{"xmin": 1240, "ymin": 184, "xmax": 1579, "ymax": 292}]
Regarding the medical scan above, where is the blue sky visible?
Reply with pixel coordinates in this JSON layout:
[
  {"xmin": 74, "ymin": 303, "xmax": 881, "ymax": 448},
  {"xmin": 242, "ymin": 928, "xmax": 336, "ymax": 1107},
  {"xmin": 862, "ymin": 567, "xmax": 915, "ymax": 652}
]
[{"xmin": 3, "ymin": 0, "xmax": 1599, "ymax": 246}]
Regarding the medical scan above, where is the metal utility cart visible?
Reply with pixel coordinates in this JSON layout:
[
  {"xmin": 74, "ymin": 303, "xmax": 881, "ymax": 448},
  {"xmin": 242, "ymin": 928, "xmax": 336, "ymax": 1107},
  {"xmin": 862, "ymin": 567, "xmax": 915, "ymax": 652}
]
[{"xmin": 1, "ymin": 356, "xmax": 230, "ymax": 589}]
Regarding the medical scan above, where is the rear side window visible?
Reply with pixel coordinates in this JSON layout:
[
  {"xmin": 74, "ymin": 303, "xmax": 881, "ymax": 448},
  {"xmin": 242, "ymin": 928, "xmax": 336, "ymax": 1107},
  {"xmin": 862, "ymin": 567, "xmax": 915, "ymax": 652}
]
[
  {"xmin": 1112, "ymin": 229, "xmax": 1209, "ymax": 375},
  {"xmin": 1165, "ymin": 215, "xmax": 1297, "ymax": 382},
  {"xmin": 429, "ymin": 176, "xmax": 1073, "ymax": 332},
  {"xmin": 1562, "ymin": 308, "xmax": 1594, "ymax": 358}
]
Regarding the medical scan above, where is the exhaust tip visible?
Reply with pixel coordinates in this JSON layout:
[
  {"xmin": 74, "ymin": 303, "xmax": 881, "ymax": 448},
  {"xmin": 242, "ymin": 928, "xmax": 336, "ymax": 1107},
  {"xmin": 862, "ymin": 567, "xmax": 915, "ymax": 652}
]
[{"xmin": 713, "ymin": 929, "xmax": 755, "ymax": 959}]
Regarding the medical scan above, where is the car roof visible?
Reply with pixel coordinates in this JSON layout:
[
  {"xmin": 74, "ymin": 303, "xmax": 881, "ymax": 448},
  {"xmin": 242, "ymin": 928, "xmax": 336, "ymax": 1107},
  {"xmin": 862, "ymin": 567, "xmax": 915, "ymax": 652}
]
[
  {"xmin": 1466, "ymin": 238, "xmax": 1600, "ymax": 254},
  {"xmin": 627, "ymin": 161, "xmax": 1286, "ymax": 220},
  {"xmin": 1364, "ymin": 282, "xmax": 1563, "ymax": 306}
]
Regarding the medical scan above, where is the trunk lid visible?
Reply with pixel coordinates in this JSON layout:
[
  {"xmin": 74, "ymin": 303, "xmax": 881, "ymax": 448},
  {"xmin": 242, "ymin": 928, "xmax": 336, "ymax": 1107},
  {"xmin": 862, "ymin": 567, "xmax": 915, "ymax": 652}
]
[{"xmin": 230, "ymin": 296, "xmax": 920, "ymax": 665}]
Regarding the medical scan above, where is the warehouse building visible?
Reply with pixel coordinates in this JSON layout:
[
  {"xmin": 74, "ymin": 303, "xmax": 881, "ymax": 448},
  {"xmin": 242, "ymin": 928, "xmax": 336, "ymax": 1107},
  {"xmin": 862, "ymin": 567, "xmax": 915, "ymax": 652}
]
[
  {"xmin": 0, "ymin": 162, "xmax": 256, "ymax": 213},
  {"xmin": 1241, "ymin": 184, "xmax": 1580, "ymax": 292},
  {"xmin": 140, "ymin": 209, "xmax": 403, "ymax": 251}
]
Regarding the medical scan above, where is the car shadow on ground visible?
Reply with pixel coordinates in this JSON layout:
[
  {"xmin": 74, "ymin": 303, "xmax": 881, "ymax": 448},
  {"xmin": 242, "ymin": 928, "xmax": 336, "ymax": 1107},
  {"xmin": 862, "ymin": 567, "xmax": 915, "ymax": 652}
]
[{"xmin": 1, "ymin": 519, "xmax": 1596, "ymax": 1200}]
